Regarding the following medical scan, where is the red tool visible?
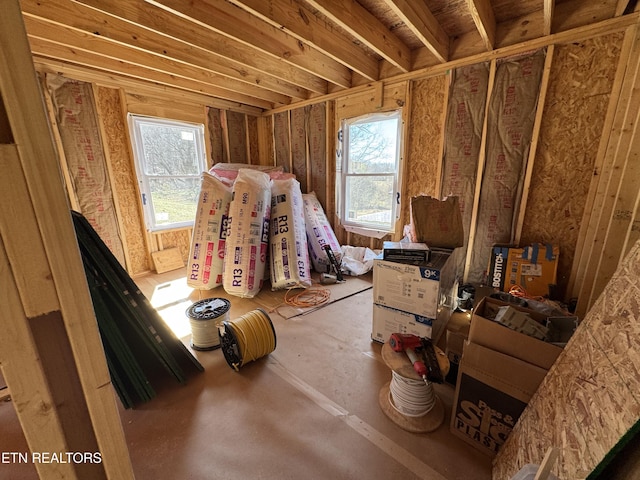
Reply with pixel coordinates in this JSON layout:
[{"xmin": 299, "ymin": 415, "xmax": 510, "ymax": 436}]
[{"xmin": 388, "ymin": 333, "xmax": 429, "ymax": 386}]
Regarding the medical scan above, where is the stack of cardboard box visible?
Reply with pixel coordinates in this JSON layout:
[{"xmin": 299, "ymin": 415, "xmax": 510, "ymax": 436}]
[
  {"xmin": 371, "ymin": 246, "xmax": 457, "ymax": 345},
  {"xmin": 450, "ymin": 296, "xmax": 565, "ymax": 456}
]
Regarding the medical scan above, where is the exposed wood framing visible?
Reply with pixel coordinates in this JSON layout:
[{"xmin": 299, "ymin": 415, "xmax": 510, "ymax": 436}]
[
  {"xmin": 544, "ymin": 0, "xmax": 555, "ymax": 35},
  {"xmin": 574, "ymin": 25, "xmax": 640, "ymax": 318},
  {"xmin": 148, "ymin": 0, "xmax": 351, "ymax": 88},
  {"xmin": 514, "ymin": 45, "xmax": 555, "ymax": 244},
  {"xmin": 382, "ymin": 0, "xmax": 449, "ymax": 62},
  {"xmin": 306, "ymin": 0, "xmax": 411, "ymax": 72},
  {"xmin": 227, "ymin": 0, "xmax": 379, "ymax": 81},
  {"xmin": 0, "ymin": 1, "xmax": 133, "ymax": 477},
  {"xmin": 467, "ymin": 0, "xmax": 497, "ymax": 51},
  {"xmin": 567, "ymin": 26, "xmax": 637, "ymax": 299}
]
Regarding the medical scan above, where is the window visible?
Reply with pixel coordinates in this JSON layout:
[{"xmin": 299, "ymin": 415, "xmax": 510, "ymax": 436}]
[
  {"xmin": 338, "ymin": 110, "xmax": 403, "ymax": 233},
  {"xmin": 128, "ymin": 115, "xmax": 206, "ymax": 232}
]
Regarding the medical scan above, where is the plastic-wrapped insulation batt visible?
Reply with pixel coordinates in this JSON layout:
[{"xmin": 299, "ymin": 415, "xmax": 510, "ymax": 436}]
[
  {"xmin": 223, "ymin": 168, "xmax": 272, "ymax": 298},
  {"xmin": 270, "ymin": 177, "xmax": 312, "ymax": 290},
  {"xmin": 302, "ymin": 191, "xmax": 342, "ymax": 273},
  {"xmin": 187, "ymin": 172, "xmax": 231, "ymax": 289}
]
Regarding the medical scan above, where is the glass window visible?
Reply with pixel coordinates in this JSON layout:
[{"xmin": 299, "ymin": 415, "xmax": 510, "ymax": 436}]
[
  {"xmin": 128, "ymin": 115, "xmax": 206, "ymax": 231},
  {"xmin": 338, "ymin": 110, "xmax": 402, "ymax": 233}
]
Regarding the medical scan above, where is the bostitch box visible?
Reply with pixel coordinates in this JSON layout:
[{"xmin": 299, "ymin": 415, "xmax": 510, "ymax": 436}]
[{"xmin": 488, "ymin": 244, "xmax": 559, "ymax": 297}]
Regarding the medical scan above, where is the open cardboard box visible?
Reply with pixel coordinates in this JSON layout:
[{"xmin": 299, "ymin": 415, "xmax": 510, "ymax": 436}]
[
  {"xmin": 450, "ymin": 296, "xmax": 566, "ymax": 456},
  {"xmin": 469, "ymin": 296, "xmax": 563, "ymax": 370}
]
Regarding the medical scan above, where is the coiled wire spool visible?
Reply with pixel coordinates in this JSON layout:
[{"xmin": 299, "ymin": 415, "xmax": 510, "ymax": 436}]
[
  {"xmin": 219, "ymin": 308, "xmax": 276, "ymax": 371},
  {"xmin": 388, "ymin": 371, "xmax": 437, "ymax": 417},
  {"xmin": 379, "ymin": 341, "xmax": 447, "ymax": 433},
  {"xmin": 185, "ymin": 298, "xmax": 231, "ymax": 351}
]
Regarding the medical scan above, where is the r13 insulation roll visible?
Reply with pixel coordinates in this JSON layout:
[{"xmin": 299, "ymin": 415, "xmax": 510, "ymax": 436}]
[
  {"xmin": 223, "ymin": 168, "xmax": 272, "ymax": 298},
  {"xmin": 270, "ymin": 177, "xmax": 312, "ymax": 290},
  {"xmin": 302, "ymin": 191, "xmax": 342, "ymax": 273},
  {"xmin": 187, "ymin": 172, "xmax": 232, "ymax": 289}
]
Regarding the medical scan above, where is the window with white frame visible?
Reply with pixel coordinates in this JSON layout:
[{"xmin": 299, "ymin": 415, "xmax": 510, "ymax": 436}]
[
  {"xmin": 337, "ymin": 110, "xmax": 403, "ymax": 233},
  {"xmin": 128, "ymin": 115, "xmax": 206, "ymax": 232}
]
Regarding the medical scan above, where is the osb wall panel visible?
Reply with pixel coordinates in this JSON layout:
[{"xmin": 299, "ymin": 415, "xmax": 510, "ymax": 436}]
[
  {"xmin": 247, "ymin": 115, "xmax": 259, "ymax": 165},
  {"xmin": 273, "ymin": 111, "xmax": 290, "ymax": 171},
  {"xmin": 226, "ymin": 110, "xmax": 247, "ymax": 164},
  {"xmin": 207, "ymin": 107, "xmax": 224, "ymax": 165},
  {"xmin": 404, "ymin": 75, "xmax": 447, "ymax": 229},
  {"xmin": 493, "ymin": 238, "xmax": 640, "ymax": 480},
  {"xmin": 520, "ymin": 33, "xmax": 623, "ymax": 300},
  {"xmin": 157, "ymin": 229, "xmax": 191, "ymax": 262},
  {"xmin": 308, "ymin": 103, "xmax": 327, "ymax": 209},
  {"xmin": 95, "ymin": 86, "xmax": 150, "ymax": 275},
  {"xmin": 291, "ymin": 106, "xmax": 308, "ymax": 192}
]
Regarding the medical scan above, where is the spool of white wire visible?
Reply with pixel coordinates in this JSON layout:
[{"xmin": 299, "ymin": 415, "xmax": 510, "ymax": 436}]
[
  {"xmin": 185, "ymin": 298, "xmax": 231, "ymax": 351},
  {"xmin": 388, "ymin": 370, "xmax": 437, "ymax": 417}
]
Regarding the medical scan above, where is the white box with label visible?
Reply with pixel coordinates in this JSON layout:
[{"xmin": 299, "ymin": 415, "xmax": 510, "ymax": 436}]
[{"xmin": 371, "ymin": 304, "xmax": 433, "ymax": 344}]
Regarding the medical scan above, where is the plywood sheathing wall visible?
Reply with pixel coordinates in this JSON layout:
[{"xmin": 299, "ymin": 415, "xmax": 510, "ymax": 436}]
[
  {"xmin": 493, "ymin": 238, "xmax": 640, "ymax": 480},
  {"xmin": 94, "ymin": 86, "xmax": 151, "ymax": 276},
  {"xmin": 520, "ymin": 33, "xmax": 624, "ymax": 299},
  {"xmin": 404, "ymin": 75, "xmax": 448, "ymax": 227}
]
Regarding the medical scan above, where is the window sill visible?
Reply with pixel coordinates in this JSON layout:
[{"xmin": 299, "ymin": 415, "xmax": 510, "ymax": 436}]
[{"xmin": 343, "ymin": 224, "xmax": 392, "ymax": 239}]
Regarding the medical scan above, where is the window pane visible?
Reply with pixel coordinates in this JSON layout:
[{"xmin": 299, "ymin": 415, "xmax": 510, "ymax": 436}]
[
  {"xmin": 345, "ymin": 175, "xmax": 394, "ymax": 228},
  {"xmin": 148, "ymin": 177, "xmax": 201, "ymax": 226},
  {"xmin": 139, "ymin": 123, "xmax": 201, "ymax": 176},
  {"xmin": 347, "ymin": 117, "xmax": 398, "ymax": 174}
]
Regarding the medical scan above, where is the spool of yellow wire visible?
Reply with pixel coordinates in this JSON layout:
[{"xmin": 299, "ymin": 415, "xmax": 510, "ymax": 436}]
[{"xmin": 218, "ymin": 308, "xmax": 277, "ymax": 371}]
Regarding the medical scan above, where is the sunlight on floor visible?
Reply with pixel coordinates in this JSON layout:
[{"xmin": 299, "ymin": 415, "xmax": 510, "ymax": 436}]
[{"xmin": 149, "ymin": 275, "xmax": 195, "ymax": 339}]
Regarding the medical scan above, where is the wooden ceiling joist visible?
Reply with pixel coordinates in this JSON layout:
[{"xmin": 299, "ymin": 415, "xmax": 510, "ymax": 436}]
[
  {"xmin": 305, "ymin": 0, "xmax": 412, "ymax": 72},
  {"xmin": 74, "ymin": 0, "xmax": 328, "ymax": 96},
  {"xmin": 147, "ymin": 0, "xmax": 353, "ymax": 89},
  {"xmin": 382, "ymin": 0, "xmax": 450, "ymax": 62},
  {"xmin": 227, "ymin": 0, "xmax": 380, "ymax": 81},
  {"xmin": 467, "ymin": 0, "xmax": 497, "ymax": 51},
  {"xmin": 25, "ymin": 17, "xmax": 291, "ymax": 107},
  {"xmin": 29, "ymin": 38, "xmax": 275, "ymax": 109}
]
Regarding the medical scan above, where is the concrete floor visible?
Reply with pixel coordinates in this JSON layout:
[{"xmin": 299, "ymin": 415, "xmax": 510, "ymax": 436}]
[{"xmin": 0, "ymin": 269, "xmax": 493, "ymax": 479}]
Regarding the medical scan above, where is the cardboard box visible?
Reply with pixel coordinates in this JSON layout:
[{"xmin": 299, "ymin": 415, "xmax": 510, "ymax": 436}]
[
  {"xmin": 373, "ymin": 249, "xmax": 456, "ymax": 316},
  {"xmin": 488, "ymin": 244, "xmax": 559, "ymax": 297},
  {"xmin": 470, "ymin": 297, "xmax": 562, "ymax": 370},
  {"xmin": 450, "ymin": 342, "xmax": 548, "ymax": 456},
  {"xmin": 371, "ymin": 304, "xmax": 432, "ymax": 344},
  {"xmin": 382, "ymin": 241, "xmax": 430, "ymax": 265}
]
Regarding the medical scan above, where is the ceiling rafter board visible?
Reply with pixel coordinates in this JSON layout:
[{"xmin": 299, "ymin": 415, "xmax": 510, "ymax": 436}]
[
  {"xmin": 27, "ymin": 36, "xmax": 281, "ymax": 109},
  {"xmin": 574, "ymin": 25, "xmax": 640, "ymax": 318},
  {"xmin": 567, "ymin": 24, "xmax": 638, "ymax": 299},
  {"xmin": 227, "ymin": 0, "xmax": 379, "ymax": 81},
  {"xmin": 33, "ymin": 58, "xmax": 265, "ymax": 116},
  {"xmin": 73, "ymin": 0, "xmax": 328, "ymax": 95},
  {"xmin": 305, "ymin": 0, "xmax": 411, "ymax": 72},
  {"xmin": 0, "ymin": 1, "xmax": 134, "ymax": 477},
  {"xmin": 265, "ymin": 12, "xmax": 640, "ymax": 116},
  {"xmin": 147, "ymin": 0, "xmax": 352, "ymax": 88},
  {"xmin": 381, "ymin": 0, "xmax": 450, "ymax": 62},
  {"xmin": 21, "ymin": 0, "xmax": 308, "ymax": 102},
  {"xmin": 22, "ymin": 10, "xmax": 301, "ymax": 103},
  {"xmin": 467, "ymin": 0, "xmax": 497, "ymax": 51}
]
